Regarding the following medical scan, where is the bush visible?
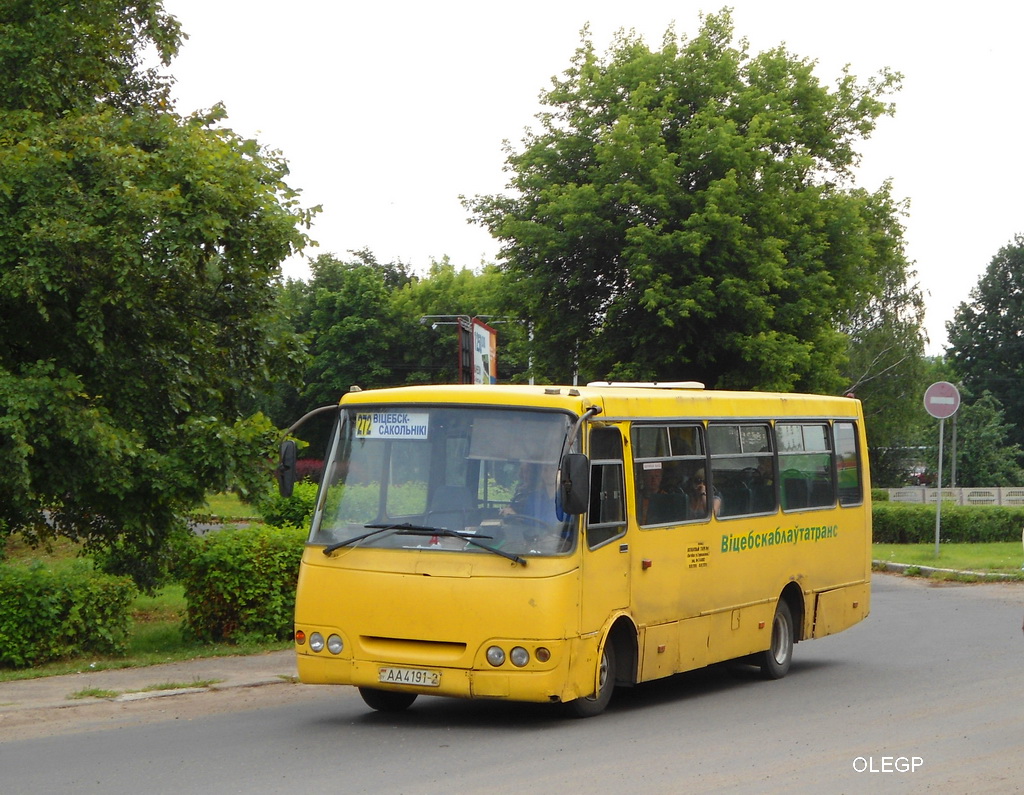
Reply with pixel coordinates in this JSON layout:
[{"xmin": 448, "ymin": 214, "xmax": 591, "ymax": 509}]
[
  {"xmin": 871, "ymin": 488, "xmax": 890, "ymax": 502},
  {"xmin": 0, "ymin": 562, "xmax": 137, "ymax": 668},
  {"xmin": 257, "ymin": 481, "xmax": 318, "ymax": 528},
  {"xmin": 872, "ymin": 502, "xmax": 1024, "ymax": 543},
  {"xmin": 178, "ymin": 524, "xmax": 306, "ymax": 643},
  {"xmin": 91, "ymin": 523, "xmax": 194, "ymax": 595}
]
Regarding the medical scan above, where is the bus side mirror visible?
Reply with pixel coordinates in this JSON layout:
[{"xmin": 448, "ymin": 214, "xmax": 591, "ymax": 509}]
[
  {"xmin": 560, "ymin": 453, "xmax": 590, "ymax": 515},
  {"xmin": 276, "ymin": 439, "xmax": 297, "ymax": 497}
]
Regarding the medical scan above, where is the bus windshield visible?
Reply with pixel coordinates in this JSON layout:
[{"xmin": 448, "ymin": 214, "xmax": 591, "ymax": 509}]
[{"xmin": 310, "ymin": 405, "xmax": 576, "ymax": 557}]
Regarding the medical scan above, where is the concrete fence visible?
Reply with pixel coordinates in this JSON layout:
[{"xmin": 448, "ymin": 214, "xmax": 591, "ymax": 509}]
[{"xmin": 886, "ymin": 487, "xmax": 1024, "ymax": 506}]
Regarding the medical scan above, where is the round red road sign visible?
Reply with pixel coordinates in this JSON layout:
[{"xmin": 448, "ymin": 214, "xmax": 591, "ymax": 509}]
[{"xmin": 923, "ymin": 381, "xmax": 961, "ymax": 419}]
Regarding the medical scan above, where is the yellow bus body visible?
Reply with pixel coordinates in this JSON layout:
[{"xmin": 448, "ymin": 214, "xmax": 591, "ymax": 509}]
[
  {"xmin": 296, "ymin": 551, "xmax": 597, "ymax": 703},
  {"xmin": 294, "ymin": 384, "xmax": 871, "ymax": 712}
]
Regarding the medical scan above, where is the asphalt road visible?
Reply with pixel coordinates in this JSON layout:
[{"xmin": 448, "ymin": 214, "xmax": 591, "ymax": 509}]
[{"xmin": 2, "ymin": 574, "xmax": 1023, "ymax": 794}]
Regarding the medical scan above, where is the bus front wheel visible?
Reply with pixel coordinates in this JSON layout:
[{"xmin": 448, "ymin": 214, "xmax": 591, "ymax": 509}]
[
  {"xmin": 358, "ymin": 687, "xmax": 418, "ymax": 712},
  {"xmin": 759, "ymin": 600, "xmax": 794, "ymax": 680},
  {"xmin": 568, "ymin": 641, "xmax": 616, "ymax": 718}
]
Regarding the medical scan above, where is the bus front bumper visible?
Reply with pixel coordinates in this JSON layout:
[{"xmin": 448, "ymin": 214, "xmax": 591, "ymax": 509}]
[{"xmin": 295, "ymin": 639, "xmax": 595, "ymax": 705}]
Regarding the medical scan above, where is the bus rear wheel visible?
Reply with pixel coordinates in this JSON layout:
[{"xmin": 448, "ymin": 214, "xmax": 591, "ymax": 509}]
[
  {"xmin": 759, "ymin": 600, "xmax": 794, "ymax": 680},
  {"xmin": 568, "ymin": 641, "xmax": 616, "ymax": 718},
  {"xmin": 358, "ymin": 687, "xmax": 418, "ymax": 712}
]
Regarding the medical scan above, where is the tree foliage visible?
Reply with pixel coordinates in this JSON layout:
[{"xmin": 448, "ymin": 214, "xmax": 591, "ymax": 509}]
[
  {"xmin": 466, "ymin": 10, "xmax": 906, "ymax": 390},
  {"xmin": 300, "ymin": 253, "xmax": 411, "ymax": 407},
  {"xmin": 841, "ymin": 210, "xmax": 929, "ymax": 485},
  {"xmin": 0, "ymin": 0, "xmax": 181, "ymax": 116},
  {"xmin": 948, "ymin": 391, "xmax": 1024, "ymax": 487},
  {"xmin": 947, "ymin": 235, "xmax": 1024, "ymax": 453},
  {"xmin": 392, "ymin": 258, "xmax": 524, "ymax": 384},
  {"xmin": 0, "ymin": 1, "xmax": 314, "ymax": 587},
  {"xmin": 274, "ymin": 253, "xmax": 525, "ymax": 438}
]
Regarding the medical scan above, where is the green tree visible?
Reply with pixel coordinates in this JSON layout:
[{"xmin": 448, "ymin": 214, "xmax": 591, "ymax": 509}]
[
  {"xmin": 841, "ymin": 214, "xmax": 929, "ymax": 486},
  {"xmin": 949, "ymin": 391, "xmax": 1024, "ymax": 487},
  {"xmin": 466, "ymin": 11, "xmax": 905, "ymax": 390},
  {"xmin": 392, "ymin": 259, "xmax": 527, "ymax": 384},
  {"xmin": 283, "ymin": 253, "xmax": 523, "ymax": 426},
  {"xmin": 299, "ymin": 253, "xmax": 409, "ymax": 409},
  {"xmin": 0, "ymin": 0, "xmax": 181, "ymax": 115},
  {"xmin": 0, "ymin": 1, "xmax": 314, "ymax": 588},
  {"xmin": 947, "ymin": 235, "xmax": 1024, "ymax": 452}
]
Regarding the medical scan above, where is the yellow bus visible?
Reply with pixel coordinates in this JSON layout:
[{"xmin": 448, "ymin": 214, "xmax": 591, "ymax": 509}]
[{"xmin": 287, "ymin": 382, "xmax": 870, "ymax": 717}]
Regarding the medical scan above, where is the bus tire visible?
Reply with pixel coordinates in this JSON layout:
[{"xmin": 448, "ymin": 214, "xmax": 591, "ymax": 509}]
[
  {"xmin": 358, "ymin": 687, "xmax": 418, "ymax": 712},
  {"xmin": 568, "ymin": 641, "xmax": 616, "ymax": 718},
  {"xmin": 759, "ymin": 599, "xmax": 794, "ymax": 680}
]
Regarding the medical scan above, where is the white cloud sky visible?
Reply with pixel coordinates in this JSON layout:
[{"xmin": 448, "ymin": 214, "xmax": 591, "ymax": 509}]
[{"xmin": 161, "ymin": 0, "xmax": 1024, "ymax": 355}]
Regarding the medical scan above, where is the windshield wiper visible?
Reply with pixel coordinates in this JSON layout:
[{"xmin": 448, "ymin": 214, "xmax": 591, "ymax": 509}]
[
  {"xmin": 322, "ymin": 525, "xmax": 403, "ymax": 556},
  {"xmin": 337, "ymin": 522, "xmax": 527, "ymax": 567}
]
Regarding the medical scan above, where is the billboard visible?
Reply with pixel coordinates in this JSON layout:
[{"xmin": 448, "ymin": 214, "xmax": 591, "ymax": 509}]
[{"xmin": 472, "ymin": 318, "xmax": 497, "ymax": 384}]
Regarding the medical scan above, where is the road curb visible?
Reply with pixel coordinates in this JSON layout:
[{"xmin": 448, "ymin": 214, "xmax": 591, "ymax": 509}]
[
  {"xmin": 1, "ymin": 675, "xmax": 296, "ymax": 714},
  {"xmin": 873, "ymin": 560, "xmax": 1024, "ymax": 581},
  {"xmin": 0, "ymin": 650, "xmax": 297, "ymax": 714},
  {"xmin": 111, "ymin": 677, "xmax": 292, "ymax": 703}
]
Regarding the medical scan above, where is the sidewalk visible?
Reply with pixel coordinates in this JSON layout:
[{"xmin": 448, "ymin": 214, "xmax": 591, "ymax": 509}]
[{"xmin": 0, "ymin": 649, "xmax": 296, "ymax": 713}]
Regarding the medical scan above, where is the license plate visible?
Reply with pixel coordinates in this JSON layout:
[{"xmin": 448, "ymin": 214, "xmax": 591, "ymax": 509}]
[{"xmin": 378, "ymin": 667, "xmax": 441, "ymax": 687}]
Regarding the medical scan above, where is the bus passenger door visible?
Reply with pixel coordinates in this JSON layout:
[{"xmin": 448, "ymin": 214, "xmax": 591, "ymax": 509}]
[{"xmin": 580, "ymin": 428, "xmax": 630, "ymax": 635}]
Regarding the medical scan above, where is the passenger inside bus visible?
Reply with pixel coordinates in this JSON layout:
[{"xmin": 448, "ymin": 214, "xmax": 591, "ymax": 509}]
[
  {"xmin": 638, "ymin": 464, "xmax": 687, "ymax": 524},
  {"xmin": 687, "ymin": 468, "xmax": 722, "ymax": 518}
]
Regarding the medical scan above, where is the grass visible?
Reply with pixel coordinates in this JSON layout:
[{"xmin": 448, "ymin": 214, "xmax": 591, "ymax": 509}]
[
  {"xmin": 1, "ymin": 533, "xmax": 87, "ymax": 572},
  {"xmin": 194, "ymin": 491, "xmax": 261, "ymax": 523},
  {"xmin": 67, "ymin": 687, "xmax": 119, "ymax": 700},
  {"xmin": 872, "ymin": 541, "xmax": 1024, "ymax": 575},
  {"xmin": 67, "ymin": 678, "xmax": 224, "ymax": 700}
]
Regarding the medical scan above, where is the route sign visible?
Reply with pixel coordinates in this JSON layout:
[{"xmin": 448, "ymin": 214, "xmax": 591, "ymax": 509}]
[{"xmin": 923, "ymin": 381, "xmax": 961, "ymax": 419}]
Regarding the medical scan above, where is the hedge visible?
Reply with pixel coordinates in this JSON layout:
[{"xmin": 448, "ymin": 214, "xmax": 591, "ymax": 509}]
[
  {"xmin": 178, "ymin": 524, "xmax": 306, "ymax": 643},
  {"xmin": 0, "ymin": 563, "xmax": 137, "ymax": 668},
  {"xmin": 872, "ymin": 502, "xmax": 1024, "ymax": 544},
  {"xmin": 257, "ymin": 480, "xmax": 318, "ymax": 528}
]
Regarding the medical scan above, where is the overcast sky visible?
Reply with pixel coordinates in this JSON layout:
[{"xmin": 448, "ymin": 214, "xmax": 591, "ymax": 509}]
[{"xmin": 161, "ymin": 0, "xmax": 1024, "ymax": 355}]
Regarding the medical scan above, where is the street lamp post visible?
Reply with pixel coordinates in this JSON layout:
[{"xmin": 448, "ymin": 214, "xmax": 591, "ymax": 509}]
[{"xmin": 419, "ymin": 315, "xmax": 472, "ymax": 384}]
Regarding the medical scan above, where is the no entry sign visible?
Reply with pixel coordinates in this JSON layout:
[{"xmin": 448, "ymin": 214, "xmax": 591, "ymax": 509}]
[{"xmin": 923, "ymin": 381, "xmax": 961, "ymax": 419}]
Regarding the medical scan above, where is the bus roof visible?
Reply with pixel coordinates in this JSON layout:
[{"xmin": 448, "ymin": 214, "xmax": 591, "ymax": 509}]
[{"xmin": 338, "ymin": 383, "xmax": 863, "ymax": 421}]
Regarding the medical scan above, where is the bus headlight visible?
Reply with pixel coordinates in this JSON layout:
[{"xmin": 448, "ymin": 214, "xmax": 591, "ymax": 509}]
[
  {"xmin": 327, "ymin": 634, "xmax": 344, "ymax": 655},
  {"xmin": 486, "ymin": 646, "xmax": 505, "ymax": 666},
  {"xmin": 510, "ymin": 646, "xmax": 530, "ymax": 667},
  {"xmin": 309, "ymin": 632, "xmax": 325, "ymax": 652}
]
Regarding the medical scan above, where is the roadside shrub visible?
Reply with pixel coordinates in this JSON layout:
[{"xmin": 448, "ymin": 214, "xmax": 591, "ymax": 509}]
[
  {"xmin": 872, "ymin": 502, "xmax": 1024, "ymax": 543},
  {"xmin": 257, "ymin": 481, "xmax": 318, "ymax": 528},
  {"xmin": 178, "ymin": 524, "xmax": 306, "ymax": 643},
  {"xmin": 92, "ymin": 523, "xmax": 195, "ymax": 595},
  {"xmin": 871, "ymin": 489, "xmax": 890, "ymax": 502},
  {"xmin": 0, "ymin": 562, "xmax": 137, "ymax": 668}
]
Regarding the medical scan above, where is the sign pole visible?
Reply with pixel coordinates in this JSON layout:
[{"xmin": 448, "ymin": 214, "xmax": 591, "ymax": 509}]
[
  {"xmin": 935, "ymin": 418, "xmax": 944, "ymax": 557},
  {"xmin": 923, "ymin": 381, "xmax": 961, "ymax": 558}
]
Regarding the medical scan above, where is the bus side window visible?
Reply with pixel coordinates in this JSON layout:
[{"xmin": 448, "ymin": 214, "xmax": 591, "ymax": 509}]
[
  {"xmin": 631, "ymin": 423, "xmax": 704, "ymax": 525},
  {"xmin": 587, "ymin": 428, "xmax": 626, "ymax": 548},
  {"xmin": 708, "ymin": 423, "xmax": 773, "ymax": 518},
  {"xmin": 835, "ymin": 421, "xmax": 863, "ymax": 506},
  {"xmin": 778, "ymin": 423, "xmax": 835, "ymax": 511}
]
